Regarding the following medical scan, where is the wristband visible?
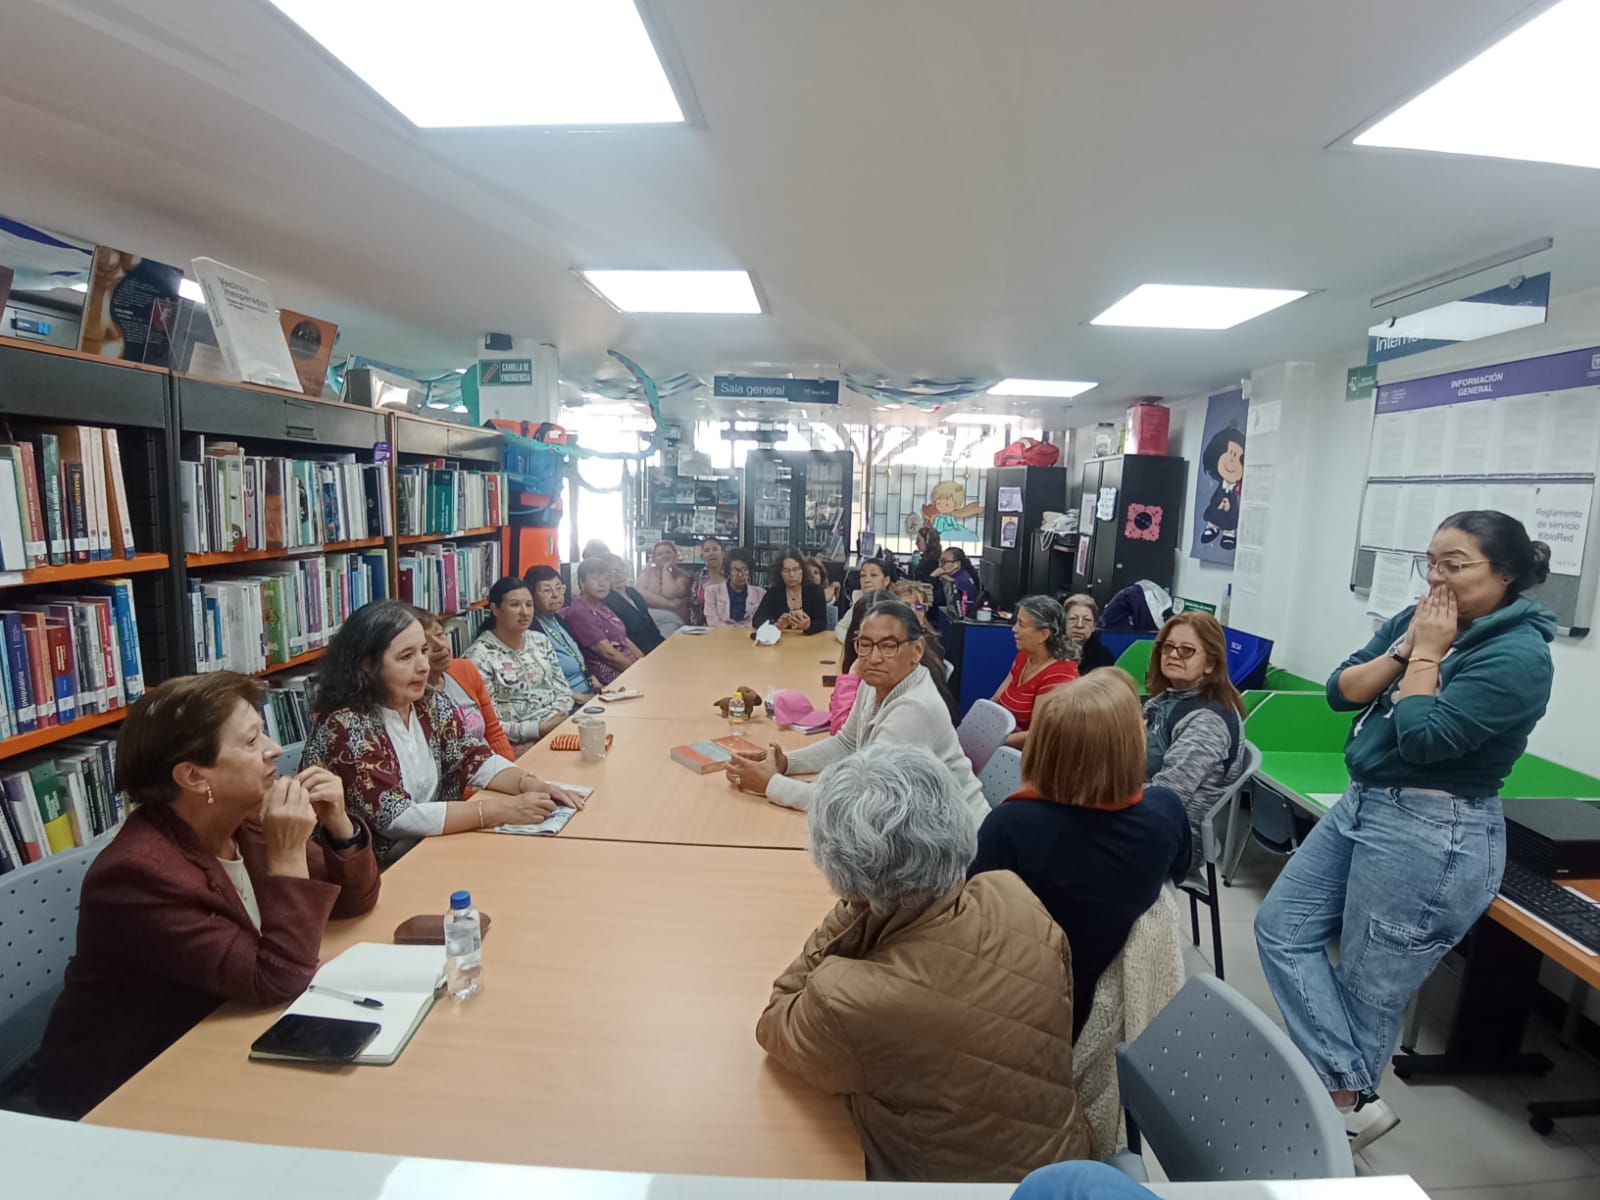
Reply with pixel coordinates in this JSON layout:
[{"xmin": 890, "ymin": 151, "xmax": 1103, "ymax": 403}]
[
  {"xmin": 325, "ymin": 824, "xmax": 366, "ymax": 852},
  {"xmin": 1408, "ymin": 657, "xmax": 1439, "ymax": 667}
]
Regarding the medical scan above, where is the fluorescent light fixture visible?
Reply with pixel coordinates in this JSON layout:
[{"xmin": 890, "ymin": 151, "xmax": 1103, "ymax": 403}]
[
  {"xmin": 1353, "ymin": 1, "xmax": 1600, "ymax": 169},
  {"xmin": 1091, "ymin": 283, "xmax": 1307, "ymax": 329},
  {"xmin": 266, "ymin": 0, "xmax": 684, "ymax": 128},
  {"xmin": 579, "ymin": 269, "xmax": 762, "ymax": 314},
  {"xmin": 988, "ymin": 377, "xmax": 1097, "ymax": 398},
  {"xmin": 945, "ymin": 412, "xmax": 1021, "ymax": 425}
]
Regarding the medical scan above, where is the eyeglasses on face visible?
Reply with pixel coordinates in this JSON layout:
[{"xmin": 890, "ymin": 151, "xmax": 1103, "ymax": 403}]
[
  {"xmin": 854, "ymin": 637, "xmax": 908, "ymax": 659},
  {"xmin": 1159, "ymin": 642, "xmax": 1200, "ymax": 662},
  {"xmin": 1413, "ymin": 554, "xmax": 1488, "ymax": 578}
]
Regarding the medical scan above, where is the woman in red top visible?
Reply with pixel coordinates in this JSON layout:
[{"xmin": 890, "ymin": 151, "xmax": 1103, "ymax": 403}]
[{"xmin": 993, "ymin": 595, "xmax": 1079, "ymax": 747}]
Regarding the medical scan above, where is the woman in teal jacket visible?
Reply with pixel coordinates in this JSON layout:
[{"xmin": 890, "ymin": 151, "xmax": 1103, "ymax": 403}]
[{"xmin": 1256, "ymin": 510, "xmax": 1554, "ymax": 1152}]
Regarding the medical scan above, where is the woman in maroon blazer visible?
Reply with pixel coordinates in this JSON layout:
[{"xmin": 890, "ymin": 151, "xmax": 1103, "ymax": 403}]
[{"xmin": 36, "ymin": 671, "xmax": 381, "ymax": 1119}]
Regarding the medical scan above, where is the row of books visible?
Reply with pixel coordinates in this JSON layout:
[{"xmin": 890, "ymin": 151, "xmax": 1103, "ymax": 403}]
[
  {"xmin": 263, "ymin": 671, "xmax": 317, "ymax": 749},
  {"xmin": 0, "ymin": 738, "xmax": 122, "ymax": 875},
  {"xmin": 180, "ymin": 443, "xmax": 394, "ymax": 554},
  {"xmin": 0, "ymin": 426, "xmax": 139, "ymax": 571},
  {"xmin": 190, "ymin": 551, "xmax": 390, "ymax": 674},
  {"xmin": 396, "ymin": 466, "xmax": 507, "ymax": 537},
  {"xmin": 0, "ymin": 581, "xmax": 145, "ymax": 738},
  {"xmin": 439, "ymin": 610, "xmax": 492, "ymax": 659},
  {"xmin": 396, "ymin": 541, "xmax": 501, "ymax": 617}
]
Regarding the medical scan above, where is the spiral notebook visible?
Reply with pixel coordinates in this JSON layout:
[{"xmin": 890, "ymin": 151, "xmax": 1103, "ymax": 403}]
[{"xmin": 264, "ymin": 943, "xmax": 445, "ymax": 1065}]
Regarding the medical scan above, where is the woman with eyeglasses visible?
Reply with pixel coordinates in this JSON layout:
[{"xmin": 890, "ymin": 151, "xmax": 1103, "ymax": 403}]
[
  {"xmin": 749, "ymin": 547, "xmax": 830, "ymax": 635},
  {"xmin": 1256, "ymin": 511, "xmax": 1554, "ymax": 1152},
  {"xmin": 525, "ymin": 565, "xmax": 601, "ymax": 700},
  {"xmin": 992, "ymin": 595, "xmax": 1079, "ymax": 748},
  {"xmin": 1065, "ymin": 593, "xmax": 1116, "ymax": 673},
  {"xmin": 1143, "ymin": 612, "xmax": 1246, "ymax": 874},
  {"xmin": 930, "ymin": 545, "xmax": 979, "ymax": 615},
  {"xmin": 726, "ymin": 598, "xmax": 985, "ymax": 821},
  {"xmin": 703, "ymin": 548, "xmax": 766, "ymax": 628}
]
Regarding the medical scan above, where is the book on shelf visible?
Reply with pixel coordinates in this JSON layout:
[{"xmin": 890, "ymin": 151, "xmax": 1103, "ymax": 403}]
[
  {"xmin": 77, "ymin": 245, "xmax": 183, "ymax": 367},
  {"xmin": 0, "ymin": 456, "xmax": 26, "ymax": 571},
  {"xmin": 37, "ymin": 424, "xmax": 128, "ymax": 563},
  {"xmin": 0, "ymin": 586, "xmax": 143, "ymax": 739},
  {"xmin": 278, "ymin": 309, "xmax": 339, "ymax": 398},
  {"xmin": 191, "ymin": 550, "xmax": 389, "ymax": 674},
  {"xmin": 36, "ymin": 432, "xmax": 68, "ymax": 566},
  {"xmin": 396, "ymin": 540, "xmax": 501, "ymax": 616},
  {"xmin": 181, "ymin": 442, "xmax": 391, "ymax": 555},
  {"xmin": 396, "ymin": 465, "xmax": 508, "ymax": 536},
  {"xmin": 262, "ymin": 669, "xmax": 318, "ymax": 748},
  {"xmin": 0, "ymin": 442, "xmax": 48, "ymax": 567},
  {"xmin": 0, "ymin": 735, "xmax": 123, "ymax": 875},
  {"xmin": 189, "ymin": 257, "xmax": 301, "ymax": 391}
]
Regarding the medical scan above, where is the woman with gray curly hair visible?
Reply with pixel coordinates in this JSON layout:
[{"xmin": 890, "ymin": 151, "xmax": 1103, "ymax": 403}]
[
  {"xmin": 992, "ymin": 594, "xmax": 1079, "ymax": 747},
  {"xmin": 755, "ymin": 742, "xmax": 1093, "ymax": 1183}
]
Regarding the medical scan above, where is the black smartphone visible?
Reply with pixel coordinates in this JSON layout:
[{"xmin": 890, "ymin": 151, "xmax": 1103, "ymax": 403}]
[{"xmin": 249, "ymin": 1013, "xmax": 381, "ymax": 1063}]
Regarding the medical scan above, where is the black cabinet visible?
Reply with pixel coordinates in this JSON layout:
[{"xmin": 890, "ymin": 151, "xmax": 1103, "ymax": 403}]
[
  {"xmin": 742, "ymin": 450, "xmax": 853, "ymax": 575},
  {"xmin": 1073, "ymin": 455, "xmax": 1186, "ymax": 606},
  {"xmin": 977, "ymin": 465, "xmax": 1068, "ymax": 609}
]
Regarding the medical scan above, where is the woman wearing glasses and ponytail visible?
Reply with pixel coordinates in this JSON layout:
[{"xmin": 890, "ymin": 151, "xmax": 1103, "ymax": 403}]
[
  {"xmin": 1256, "ymin": 511, "xmax": 1554, "ymax": 1152},
  {"xmin": 1143, "ymin": 611, "xmax": 1246, "ymax": 875}
]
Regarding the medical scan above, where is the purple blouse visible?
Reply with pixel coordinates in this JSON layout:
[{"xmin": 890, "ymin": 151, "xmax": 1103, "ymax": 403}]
[{"xmin": 562, "ymin": 599, "xmax": 637, "ymax": 685}]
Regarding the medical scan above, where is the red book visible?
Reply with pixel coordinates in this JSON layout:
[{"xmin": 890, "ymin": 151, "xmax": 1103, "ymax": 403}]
[
  {"xmin": 670, "ymin": 735, "xmax": 763, "ymax": 774},
  {"xmin": 17, "ymin": 613, "xmax": 57, "ymax": 726},
  {"xmin": 11, "ymin": 442, "xmax": 49, "ymax": 567},
  {"xmin": 75, "ymin": 595, "xmax": 119, "ymax": 708}
]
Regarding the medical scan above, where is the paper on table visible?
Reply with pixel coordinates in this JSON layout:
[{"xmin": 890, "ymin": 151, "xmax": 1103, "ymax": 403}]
[
  {"xmin": 1366, "ymin": 550, "xmax": 1425, "ymax": 619},
  {"xmin": 280, "ymin": 943, "xmax": 444, "ymax": 1064},
  {"xmin": 494, "ymin": 783, "xmax": 593, "ymax": 836}
]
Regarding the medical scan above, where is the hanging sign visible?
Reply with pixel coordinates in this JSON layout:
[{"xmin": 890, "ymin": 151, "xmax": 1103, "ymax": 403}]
[
  {"xmin": 713, "ymin": 375, "xmax": 840, "ymax": 404},
  {"xmin": 479, "ymin": 358, "xmax": 532, "ymax": 386}
]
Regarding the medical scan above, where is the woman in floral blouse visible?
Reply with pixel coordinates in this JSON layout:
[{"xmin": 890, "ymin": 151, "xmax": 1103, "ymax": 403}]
[
  {"xmin": 304, "ymin": 600, "xmax": 580, "ymax": 863},
  {"xmin": 464, "ymin": 577, "xmax": 577, "ymax": 754}
]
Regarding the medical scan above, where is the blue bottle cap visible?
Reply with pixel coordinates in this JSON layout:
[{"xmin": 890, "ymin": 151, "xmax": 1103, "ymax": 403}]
[{"xmin": 450, "ymin": 890, "xmax": 472, "ymax": 909}]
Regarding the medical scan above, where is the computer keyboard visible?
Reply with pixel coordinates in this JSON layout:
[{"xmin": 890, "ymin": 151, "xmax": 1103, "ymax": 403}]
[{"xmin": 1499, "ymin": 859, "xmax": 1600, "ymax": 953}]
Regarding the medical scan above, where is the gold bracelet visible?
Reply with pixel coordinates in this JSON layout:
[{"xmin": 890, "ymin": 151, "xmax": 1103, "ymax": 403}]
[
  {"xmin": 1408, "ymin": 657, "xmax": 1440, "ymax": 667},
  {"xmin": 477, "ymin": 799, "xmax": 485, "ymax": 829}
]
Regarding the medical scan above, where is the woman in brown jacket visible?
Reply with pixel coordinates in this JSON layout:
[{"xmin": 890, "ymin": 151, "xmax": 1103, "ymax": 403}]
[
  {"xmin": 36, "ymin": 672, "xmax": 381, "ymax": 1119},
  {"xmin": 756, "ymin": 742, "xmax": 1093, "ymax": 1182}
]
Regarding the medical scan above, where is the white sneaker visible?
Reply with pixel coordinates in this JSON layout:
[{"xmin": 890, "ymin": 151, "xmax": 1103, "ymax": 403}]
[{"xmin": 1343, "ymin": 1092, "xmax": 1400, "ymax": 1152}]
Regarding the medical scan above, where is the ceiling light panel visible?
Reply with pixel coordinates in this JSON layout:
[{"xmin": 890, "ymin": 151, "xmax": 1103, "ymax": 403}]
[
  {"xmin": 1353, "ymin": 1, "xmax": 1600, "ymax": 169},
  {"xmin": 579, "ymin": 269, "xmax": 762, "ymax": 314},
  {"xmin": 1090, "ymin": 284, "xmax": 1307, "ymax": 329},
  {"xmin": 266, "ymin": 0, "xmax": 684, "ymax": 128},
  {"xmin": 988, "ymin": 377, "xmax": 1097, "ymax": 398}
]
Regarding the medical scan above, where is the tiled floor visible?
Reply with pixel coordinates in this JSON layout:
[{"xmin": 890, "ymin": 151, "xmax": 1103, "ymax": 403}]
[{"xmin": 1160, "ymin": 848, "xmax": 1600, "ymax": 1199}]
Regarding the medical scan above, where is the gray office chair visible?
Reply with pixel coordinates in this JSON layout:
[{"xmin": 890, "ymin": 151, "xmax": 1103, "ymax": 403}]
[
  {"xmin": 1179, "ymin": 741, "xmax": 1262, "ymax": 979},
  {"xmin": 978, "ymin": 745, "xmax": 1024, "ymax": 809},
  {"xmin": 0, "ymin": 842, "xmax": 104, "ymax": 1091},
  {"xmin": 957, "ymin": 698, "xmax": 1015, "ymax": 775},
  {"xmin": 1229, "ymin": 782, "xmax": 1305, "ymax": 878},
  {"xmin": 1115, "ymin": 973, "xmax": 1354, "ymax": 1182}
]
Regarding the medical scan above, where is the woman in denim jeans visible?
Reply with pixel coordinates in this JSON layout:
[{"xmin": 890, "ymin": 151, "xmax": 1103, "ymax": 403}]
[{"xmin": 1256, "ymin": 510, "xmax": 1554, "ymax": 1152}]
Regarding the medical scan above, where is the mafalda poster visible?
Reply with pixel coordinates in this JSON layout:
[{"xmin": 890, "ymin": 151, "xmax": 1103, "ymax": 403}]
[{"xmin": 1190, "ymin": 388, "xmax": 1247, "ymax": 564}]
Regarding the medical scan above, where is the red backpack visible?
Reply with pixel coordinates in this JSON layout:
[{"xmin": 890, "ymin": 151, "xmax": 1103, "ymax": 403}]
[{"xmin": 993, "ymin": 437, "xmax": 1060, "ymax": 467}]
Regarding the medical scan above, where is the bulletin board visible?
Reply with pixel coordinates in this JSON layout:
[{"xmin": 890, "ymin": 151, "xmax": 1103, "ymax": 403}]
[{"xmin": 1349, "ymin": 344, "xmax": 1600, "ymax": 636}]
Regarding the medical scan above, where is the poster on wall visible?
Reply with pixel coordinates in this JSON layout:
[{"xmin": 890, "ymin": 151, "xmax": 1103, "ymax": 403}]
[
  {"xmin": 1189, "ymin": 388, "xmax": 1249, "ymax": 565},
  {"xmin": 919, "ymin": 479, "xmax": 983, "ymax": 540}
]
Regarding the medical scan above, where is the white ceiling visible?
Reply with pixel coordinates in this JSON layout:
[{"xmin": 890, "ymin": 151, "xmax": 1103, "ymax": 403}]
[{"xmin": 1, "ymin": 0, "xmax": 1594, "ymax": 425}]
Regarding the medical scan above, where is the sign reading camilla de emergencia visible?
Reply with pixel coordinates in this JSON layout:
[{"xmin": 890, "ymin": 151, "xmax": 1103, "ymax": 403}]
[
  {"xmin": 712, "ymin": 375, "xmax": 840, "ymax": 404},
  {"xmin": 478, "ymin": 358, "xmax": 533, "ymax": 387}
]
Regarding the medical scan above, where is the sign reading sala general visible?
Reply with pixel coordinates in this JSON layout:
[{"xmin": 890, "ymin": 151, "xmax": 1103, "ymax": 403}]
[{"xmin": 712, "ymin": 375, "xmax": 840, "ymax": 404}]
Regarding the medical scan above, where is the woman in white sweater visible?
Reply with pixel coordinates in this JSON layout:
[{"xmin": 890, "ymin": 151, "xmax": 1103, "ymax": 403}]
[{"xmin": 727, "ymin": 598, "xmax": 987, "ymax": 824}]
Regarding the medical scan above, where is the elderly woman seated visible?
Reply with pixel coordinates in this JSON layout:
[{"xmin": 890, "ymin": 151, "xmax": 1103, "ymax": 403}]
[
  {"xmin": 726, "ymin": 598, "xmax": 984, "ymax": 821},
  {"xmin": 755, "ymin": 742, "xmax": 1094, "ymax": 1182}
]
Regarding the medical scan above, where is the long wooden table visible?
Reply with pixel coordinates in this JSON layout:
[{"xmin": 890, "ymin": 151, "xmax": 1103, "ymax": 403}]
[{"xmin": 88, "ymin": 834, "xmax": 862, "ymax": 1179}]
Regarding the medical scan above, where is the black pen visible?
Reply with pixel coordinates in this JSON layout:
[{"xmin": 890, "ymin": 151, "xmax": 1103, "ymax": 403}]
[{"xmin": 308, "ymin": 984, "xmax": 384, "ymax": 1010}]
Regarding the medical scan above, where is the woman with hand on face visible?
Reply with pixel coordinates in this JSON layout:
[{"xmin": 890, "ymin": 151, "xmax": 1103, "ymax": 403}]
[
  {"xmin": 694, "ymin": 536, "xmax": 727, "ymax": 620},
  {"xmin": 993, "ymin": 595, "xmax": 1079, "ymax": 748},
  {"xmin": 703, "ymin": 548, "xmax": 766, "ymax": 628},
  {"xmin": 1142, "ymin": 612, "xmax": 1246, "ymax": 875},
  {"xmin": 565, "ymin": 558, "xmax": 644, "ymax": 685},
  {"xmin": 637, "ymin": 539, "xmax": 694, "ymax": 634},
  {"xmin": 931, "ymin": 546, "xmax": 980, "ymax": 615},
  {"xmin": 305, "ymin": 600, "xmax": 581, "ymax": 863},
  {"xmin": 1065, "ymin": 593, "xmax": 1115, "ymax": 674},
  {"xmin": 418, "ymin": 609, "xmax": 515, "ymax": 761},
  {"xmin": 525, "ymin": 565, "xmax": 601, "ymax": 700},
  {"xmin": 1256, "ymin": 511, "xmax": 1554, "ymax": 1152},
  {"xmin": 728, "ymin": 599, "xmax": 986, "ymax": 822},
  {"xmin": 836, "ymin": 555, "xmax": 898, "ymax": 644},
  {"xmin": 750, "ymin": 547, "xmax": 830, "ymax": 636},
  {"xmin": 36, "ymin": 672, "xmax": 381, "ymax": 1119},
  {"xmin": 465, "ymin": 576, "xmax": 578, "ymax": 753},
  {"xmin": 603, "ymin": 555, "xmax": 665, "ymax": 654}
]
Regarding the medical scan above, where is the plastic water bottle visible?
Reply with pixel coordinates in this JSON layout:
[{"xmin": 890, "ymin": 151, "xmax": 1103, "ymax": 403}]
[
  {"xmin": 444, "ymin": 890, "xmax": 482, "ymax": 1001},
  {"xmin": 1218, "ymin": 583, "xmax": 1233, "ymax": 628},
  {"xmin": 727, "ymin": 686, "xmax": 748, "ymax": 729}
]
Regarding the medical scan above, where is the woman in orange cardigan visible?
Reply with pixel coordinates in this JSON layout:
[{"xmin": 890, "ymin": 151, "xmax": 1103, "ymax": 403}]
[{"xmin": 419, "ymin": 608, "xmax": 517, "ymax": 761}]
